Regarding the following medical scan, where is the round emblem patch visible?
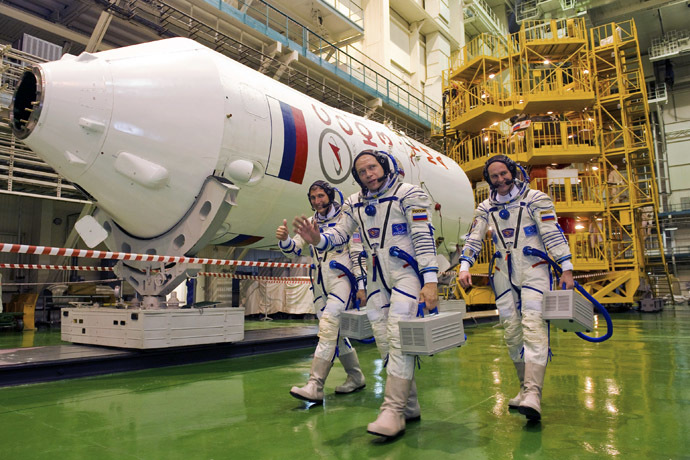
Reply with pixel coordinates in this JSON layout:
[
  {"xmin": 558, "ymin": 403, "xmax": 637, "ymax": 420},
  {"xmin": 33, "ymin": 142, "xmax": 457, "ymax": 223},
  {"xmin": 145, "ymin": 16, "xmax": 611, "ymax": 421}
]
[{"xmin": 318, "ymin": 128, "xmax": 352, "ymax": 184}]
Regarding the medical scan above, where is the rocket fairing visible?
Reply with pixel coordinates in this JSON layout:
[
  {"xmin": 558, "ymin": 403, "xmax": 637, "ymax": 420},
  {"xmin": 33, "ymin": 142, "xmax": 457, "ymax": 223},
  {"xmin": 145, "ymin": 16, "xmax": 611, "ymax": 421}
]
[{"xmin": 11, "ymin": 38, "xmax": 475, "ymax": 252}]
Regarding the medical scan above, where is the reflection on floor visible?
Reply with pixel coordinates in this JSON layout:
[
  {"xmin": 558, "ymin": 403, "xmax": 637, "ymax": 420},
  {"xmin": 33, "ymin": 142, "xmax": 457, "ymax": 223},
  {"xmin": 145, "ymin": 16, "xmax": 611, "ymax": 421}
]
[
  {"xmin": 1, "ymin": 307, "xmax": 689, "ymax": 458},
  {"xmin": 0, "ymin": 318, "xmax": 320, "ymax": 350}
]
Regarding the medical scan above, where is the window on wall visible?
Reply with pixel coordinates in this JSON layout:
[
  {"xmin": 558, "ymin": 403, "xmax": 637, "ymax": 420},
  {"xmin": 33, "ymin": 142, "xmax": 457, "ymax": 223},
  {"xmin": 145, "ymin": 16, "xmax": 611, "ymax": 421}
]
[
  {"xmin": 681, "ymin": 197, "xmax": 690, "ymax": 211},
  {"xmin": 439, "ymin": 0, "xmax": 450, "ymax": 25},
  {"xmin": 390, "ymin": 10, "xmax": 411, "ymax": 52},
  {"xmin": 390, "ymin": 9, "xmax": 411, "ymax": 72}
]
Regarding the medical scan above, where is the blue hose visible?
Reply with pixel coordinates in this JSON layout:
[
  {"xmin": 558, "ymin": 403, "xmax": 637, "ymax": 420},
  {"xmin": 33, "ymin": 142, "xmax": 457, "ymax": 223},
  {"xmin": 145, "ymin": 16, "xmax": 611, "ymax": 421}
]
[
  {"xmin": 389, "ymin": 246, "xmax": 438, "ymax": 316},
  {"xmin": 522, "ymin": 246, "xmax": 613, "ymax": 342},
  {"xmin": 329, "ymin": 260, "xmax": 358, "ymax": 297}
]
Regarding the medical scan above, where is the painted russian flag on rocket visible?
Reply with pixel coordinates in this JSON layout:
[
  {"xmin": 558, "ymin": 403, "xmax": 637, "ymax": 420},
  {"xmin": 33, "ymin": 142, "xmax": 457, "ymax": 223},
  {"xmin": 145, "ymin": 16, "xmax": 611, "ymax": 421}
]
[{"xmin": 266, "ymin": 97, "xmax": 308, "ymax": 184}]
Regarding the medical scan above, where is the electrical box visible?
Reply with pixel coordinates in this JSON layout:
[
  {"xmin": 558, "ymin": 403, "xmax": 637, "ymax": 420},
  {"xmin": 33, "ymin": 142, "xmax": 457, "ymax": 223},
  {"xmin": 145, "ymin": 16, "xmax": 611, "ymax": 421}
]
[
  {"xmin": 543, "ymin": 290, "xmax": 594, "ymax": 332},
  {"xmin": 340, "ymin": 309, "xmax": 373, "ymax": 340},
  {"xmin": 399, "ymin": 312, "xmax": 465, "ymax": 356}
]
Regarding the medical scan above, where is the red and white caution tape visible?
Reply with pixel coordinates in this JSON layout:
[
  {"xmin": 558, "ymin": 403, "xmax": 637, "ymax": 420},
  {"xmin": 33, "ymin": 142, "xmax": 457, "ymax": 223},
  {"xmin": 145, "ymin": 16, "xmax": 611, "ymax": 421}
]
[
  {"xmin": 463, "ymin": 271, "xmax": 610, "ymax": 280},
  {"xmin": 0, "ymin": 263, "xmax": 310, "ymax": 285},
  {"xmin": 199, "ymin": 272, "xmax": 311, "ymax": 283},
  {"xmin": 0, "ymin": 263, "xmax": 114, "ymax": 271},
  {"xmin": 0, "ymin": 243, "xmax": 310, "ymax": 268},
  {"xmin": 1, "ymin": 279, "xmax": 121, "ymax": 287}
]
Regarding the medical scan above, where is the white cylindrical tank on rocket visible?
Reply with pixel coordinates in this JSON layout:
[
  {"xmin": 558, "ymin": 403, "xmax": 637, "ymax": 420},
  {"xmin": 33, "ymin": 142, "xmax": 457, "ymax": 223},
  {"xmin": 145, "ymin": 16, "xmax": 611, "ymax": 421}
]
[{"xmin": 11, "ymin": 38, "xmax": 474, "ymax": 250}]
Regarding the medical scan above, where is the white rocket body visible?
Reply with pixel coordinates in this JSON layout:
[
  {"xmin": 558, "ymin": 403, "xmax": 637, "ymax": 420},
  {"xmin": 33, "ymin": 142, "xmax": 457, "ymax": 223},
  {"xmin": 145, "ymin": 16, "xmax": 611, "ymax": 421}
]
[{"xmin": 12, "ymin": 38, "xmax": 474, "ymax": 250}]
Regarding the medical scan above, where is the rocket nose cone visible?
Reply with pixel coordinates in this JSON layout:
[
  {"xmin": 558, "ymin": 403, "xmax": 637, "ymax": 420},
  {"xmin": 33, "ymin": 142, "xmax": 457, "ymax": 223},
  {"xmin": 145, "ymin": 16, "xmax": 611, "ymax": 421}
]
[
  {"xmin": 10, "ymin": 57, "xmax": 113, "ymax": 184},
  {"xmin": 10, "ymin": 68, "xmax": 42, "ymax": 140}
]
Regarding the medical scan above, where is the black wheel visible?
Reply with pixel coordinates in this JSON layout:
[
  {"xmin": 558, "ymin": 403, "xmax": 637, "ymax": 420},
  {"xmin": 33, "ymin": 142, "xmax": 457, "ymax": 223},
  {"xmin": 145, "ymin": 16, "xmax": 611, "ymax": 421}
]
[{"xmin": 14, "ymin": 318, "xmax": 24, "ymax": 332}]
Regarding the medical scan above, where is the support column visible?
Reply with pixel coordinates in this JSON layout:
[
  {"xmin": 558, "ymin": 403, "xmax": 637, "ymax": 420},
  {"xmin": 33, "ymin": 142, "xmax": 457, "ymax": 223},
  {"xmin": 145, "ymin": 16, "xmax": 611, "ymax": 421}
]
[
  {"xmin": 409, "ymin": 21, "xmax": 424, "ymax": 90},
  {"xmin": 425, "ymin": 32, "xmax": 451, "ymax": 107},
  {"xmin": 363, "ymin": 0, "xmax": 391, "ymax": 72},
  {"xmin": 38, "ymin": 200, "xmax": 55, "ymax": 287},
  {"xmin": 450, "ymin": 0, "xmax": 466, "ymax": 49}
]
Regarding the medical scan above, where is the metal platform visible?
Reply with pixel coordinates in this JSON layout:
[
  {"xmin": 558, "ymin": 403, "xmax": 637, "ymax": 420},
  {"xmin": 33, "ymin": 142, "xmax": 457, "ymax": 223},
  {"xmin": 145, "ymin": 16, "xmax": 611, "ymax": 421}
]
[{"xmin": 0, "ymin": 326, "xmax": 318, "ymax": 388}]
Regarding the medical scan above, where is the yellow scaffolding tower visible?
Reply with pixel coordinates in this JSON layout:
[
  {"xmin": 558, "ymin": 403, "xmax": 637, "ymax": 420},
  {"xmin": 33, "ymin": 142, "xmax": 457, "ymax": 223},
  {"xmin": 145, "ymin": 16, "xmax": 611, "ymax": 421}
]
[
  {"xmin": 590, "ymin": 21, "xmax": 673, "ymax": 303},
  {"xmin": 440, "ymin": 18, "xmax": 673, "ymax": 307}
]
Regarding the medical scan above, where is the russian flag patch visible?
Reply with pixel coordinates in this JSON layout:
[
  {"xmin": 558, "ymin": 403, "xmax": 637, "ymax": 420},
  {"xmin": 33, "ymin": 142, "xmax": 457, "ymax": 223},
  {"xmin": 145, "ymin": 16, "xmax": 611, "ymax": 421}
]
[
  {"xmin": 412, "ymin": 209, "xmax": 428, "ymax": 221},
  {"xmin": 266, "ymin": 97, "xmax": 309, "ymax": 184},
  {"xmin": 540, "ymin": 211, "xmax": 556, "ymax": 222}
]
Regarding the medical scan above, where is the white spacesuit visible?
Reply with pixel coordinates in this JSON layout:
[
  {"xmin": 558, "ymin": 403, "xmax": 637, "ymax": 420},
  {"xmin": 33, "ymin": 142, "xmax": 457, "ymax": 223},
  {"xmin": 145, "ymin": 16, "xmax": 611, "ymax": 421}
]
[
  {"xmin": 303, "ymin": 151, "xmax": 438, "ymax": 438},
  {"xmin": 280, "ymin": 181, "xmax": 366, "ymax": 404},
  {"xmin": 459, "ymin": 155, "xmax": 573, "ymax": 421}
]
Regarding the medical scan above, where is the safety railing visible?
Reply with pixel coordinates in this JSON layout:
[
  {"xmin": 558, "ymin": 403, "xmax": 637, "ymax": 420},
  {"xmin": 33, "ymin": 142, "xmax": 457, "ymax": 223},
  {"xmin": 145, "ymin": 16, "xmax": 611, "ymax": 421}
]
[
  {"xmin": 1, "ymin": 46, "xmax": 46, "ymax": 111},
  {"xmin": 0, "ymin": 48, "xmax": 83, "ymax": 201},
  {"xmin": 450, "ymin": 115, "xmax": 599, "ymax": 162},
  {"xmin": 319, "ymin": 0, "xmax": 364, "ymax": 28},
  {"xmin": 469, "ymin": 235, "xmax": 495, "ymax": 274},
  {"xmin": 475, "ymin": 185, "xmax": 490, "ymax": 204},
  {"xmin": 229, "ymin": 0, "xmax": 439, "ymax": 122},
  {"xmin": 532, "ymin": 176, "xmax": 603, "ymax": 208},
  {"xmin": 430, "ymin": 109, "xmax": 446, "ymax": 138},
  {"xmin": 465, "ymin": 80, "xmax": 508, "ymax": 109},
  {"xmin": 568, "ymin": 232, "xmax": 607, "ymax": 265},
  {"xmin": 565, "ymin": 119, "xmax": 597, "ymax": 147},
  {"xmin": 450, "ymin": 79, "xmax": 511, "ymax": 127},
  {"xmin": 531, "ymin": 121, "xmax": 561, "ymax": 149},
  {"xmin": 518, "ymin": 63, "xmax": 593, "ymax": 98},
  {"xmin": 449, "ymin": 33, "xmax": 511, "ymax": 70},
  {"xmin": 560, "ymin": 0, "xmax": 576, "ymax": 10},
  {"xmin": 0, "ymin": 130, "xmax": 82, "ymax": 200},
  {"xmin": 465, "ymin": 0, "xmax": 509, "ymax": 37},
  {"xmin": 535, "ymin": 119, "xmax": 596, "ymax": 149},
  {"xmin": 449, "ymin": 130, "xmax": 506, "ymax": 167},
  {"xmin": 520, "ymin": 18, "xmax": 588, "ymax": 43},
  {"xmin": 649, "ymin": 29, "xmax": 690, "ymax": 61},
  {"xmin": 516, "ymin": 0, "xmax": 540, "ymax": 23},
  {"xmin": 591, "ymin": 21, "xmax": 636, "ymax": 49},
  {"xmin": 506, "ymin": 117, "xmax": 596, "ymax": 155},
  {"xmin": 432, "ymin": 69, "xmax": 453, "ymax": 136},
  {"xmin": 647, "ymin": 82, "xmax": 667, "ymax": 104}
]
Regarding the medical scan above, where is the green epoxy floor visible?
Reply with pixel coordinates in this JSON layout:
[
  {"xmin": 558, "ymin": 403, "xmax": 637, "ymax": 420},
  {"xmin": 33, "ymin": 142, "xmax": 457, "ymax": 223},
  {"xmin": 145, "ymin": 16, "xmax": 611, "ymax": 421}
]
[
  {"xmin": 1, "ymin": 308, "xmax": 689, "ymax": 459},
  {"xmin": 0, "ymin": 318, "xmax": 318, "ymax": 349}
]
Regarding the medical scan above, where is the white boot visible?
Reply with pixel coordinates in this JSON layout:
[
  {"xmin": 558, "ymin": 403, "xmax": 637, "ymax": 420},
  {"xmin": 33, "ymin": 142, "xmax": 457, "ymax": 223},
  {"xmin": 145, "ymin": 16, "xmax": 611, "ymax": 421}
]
[
  {"xmin": 367, "ymin": 375, "xmax": 412, "ymax": 438},
  {"xmin": 508, "ymin": 362, "xmax": 525, "ymax": 409},
  {"xmin": 519, "ymin": 363, "xmax": 546, "ymax": 421},
  {"xmin": 335, "ymin": 350, "xmax": 366, "ymax": 394},
  {"xmin": 404, "ymin": 378, "xmax": 421, "ymax": 422},
  {"xmin": 290, "ymin": 357, "xmax": 333, "ymax": 404}
]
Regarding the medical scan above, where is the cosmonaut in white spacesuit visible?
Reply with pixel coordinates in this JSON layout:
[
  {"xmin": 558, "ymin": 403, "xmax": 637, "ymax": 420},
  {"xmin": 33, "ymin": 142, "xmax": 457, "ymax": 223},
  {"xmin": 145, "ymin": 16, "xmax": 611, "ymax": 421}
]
[
  {"xmin": 458, "ymin": 155, "xmax": 574, "ymax": 422},
  {"xmin": 277, "ymin": 180, "xmax": 367, "ymax": 404},
  {"xmin": 293, "ymin": 151, "xmax": 439, "ymax": 438}
]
